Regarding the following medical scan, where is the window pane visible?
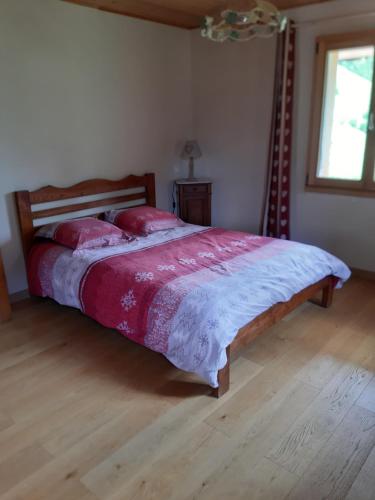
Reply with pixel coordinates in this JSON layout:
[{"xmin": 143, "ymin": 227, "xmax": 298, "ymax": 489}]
[{"xmin": 317, "ymin": 45, "xmax": 374, "ymax": 181}]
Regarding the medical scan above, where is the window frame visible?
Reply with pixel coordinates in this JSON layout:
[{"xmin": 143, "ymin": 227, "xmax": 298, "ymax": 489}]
[{"xmin": 306, "ymin": 29, "xmax": 375, "ymax": 197}]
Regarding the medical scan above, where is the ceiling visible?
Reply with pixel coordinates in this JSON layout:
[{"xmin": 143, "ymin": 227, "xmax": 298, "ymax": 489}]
[{"xmin": 63, "ymin": 0, "xmax": 333, "ymax": 29}]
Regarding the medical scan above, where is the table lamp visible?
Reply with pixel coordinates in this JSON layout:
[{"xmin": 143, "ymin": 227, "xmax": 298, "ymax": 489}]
[{"xmin": 181, "ymin": 140, "xmax": 202, "ymax": 181}]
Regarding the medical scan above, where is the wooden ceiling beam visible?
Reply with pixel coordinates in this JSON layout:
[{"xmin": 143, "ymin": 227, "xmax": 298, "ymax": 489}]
[
  {"xmin": 63, "ymin": 0, "xmax": 202, "ymax": 29},
  {"xmin": 62, "ymin": 0, "xmax": 334, "ymax": 29},
  {"xmin": 274, "ymin": 0, "xmax": 331, "ymax": 10}
]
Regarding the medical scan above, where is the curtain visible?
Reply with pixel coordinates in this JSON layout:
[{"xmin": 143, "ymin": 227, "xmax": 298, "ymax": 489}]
[{"xmin": 260, "ymin": 21, "xmax": 296, "ymax": 240}]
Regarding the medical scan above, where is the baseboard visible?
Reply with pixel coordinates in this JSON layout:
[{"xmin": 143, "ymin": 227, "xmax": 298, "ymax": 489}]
[
  {"xmin": 351, "ymin": 268, "xmax": 375, "ymax": 281},
  {"xmin": 9, "ymin": 289, "xmax": 30, "ymax": 303}
]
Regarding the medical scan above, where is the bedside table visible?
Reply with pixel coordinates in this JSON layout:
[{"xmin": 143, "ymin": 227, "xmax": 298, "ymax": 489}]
[
  {"xmin": 176, "ymin": 179, "xmax": 212, "ymax": 226},
  {"xmin": 0, "ymin": 250, "xmax": 11, "ymax": 322}
]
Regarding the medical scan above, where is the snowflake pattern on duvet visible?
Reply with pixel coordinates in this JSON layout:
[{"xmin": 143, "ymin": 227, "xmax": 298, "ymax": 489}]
[
  {"xmin": 157, "ymin": 265, "xmax": 176, "ymax": 272},
  {"xmin": 216, "ymin": 245, "xmax": 232, "ymax": 253},
  {"xmin": 117, "ymin": 320, "xmax": 134, "ymax": 335},
  {"xmin": 135, "ymin": 272, "xmax": 154, "ymax": 282},
  {"xmin": 178, "ymin": 258, "xmax": 196, "ymax": 265},
  {"xmin": 198, "ymin": 252, "xmax": 215, "ymax": 258},
  {"xmin": 120, "ymin": 289, "xmax": 136, "ymax": 311},
  {"xmin": 170, "ymin": 331, "xmax": 210, "ymax": 370},
  {"xmin": 231, "ymin": 240, "xmax": 247, "ymax": 248},
  {"xmin": 146, "ymin": 286, "xmax": 179, "ymax": 353}
]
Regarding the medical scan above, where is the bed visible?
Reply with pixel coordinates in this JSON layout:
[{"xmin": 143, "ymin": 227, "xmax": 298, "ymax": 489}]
[{"xmin": 15, "ymin": 173, "xmax": 350, "ymax": 397}]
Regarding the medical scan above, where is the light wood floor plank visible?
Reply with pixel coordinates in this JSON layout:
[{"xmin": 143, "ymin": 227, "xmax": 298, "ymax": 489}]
[
  {"xmin": 356, "ymin": 376, "xmax": 375, "ymax": 414},
  {"xmin": 186, "ymin": 381, "xmax": 316, "ymax": 500},
  {"xmin": 295, "ymin": 292, "xmax": 375, "ymax": 389},
  {"xmin": 0, "ymin": 397, "xmax": 171, "ymax": 499},
  {"xmin": 0, "ymin": 347, "xmax": 175, "ymax": 463},
  {"xmin": 267, "ymin": 333, "xmax": 375, "ymax": 476},
  {"xmin": 1, "ymin": 278, "xmax": 374, "ymax": 500},
  {"xmin": 286, "ymin": 405, "xmax": 375, "ymax": 500},
  {"xmin": 106, "ymin": 370, "xmax": 310, "ymax": 500},
  {"xmin": 108, "ymin": 422, "xmax": 234, "ymax": 500},
  {"xmin": 81, "ymin": 357, "xmax": 262, "ymax": 499},
  {"xmin": 205, "ymin": 307, "xmax": 353, "ymax": 437},
  {"xmin": 0, "ymin": 444, "xmax": 52, "ymax": 496},
  {"xmin": 194, "ymin": 457, "xmax": 297, "ymax": 500},
  {"xmin": 0, "ymin": 358, "xmax": 258, "ymax": 500},
  {"xmin": 345, "ymin": 445, "xmax": 375, "ymax": 500},
  {"xmin": 0, "ymin": 413, "xmax": 13, "ymax": 433},
  {"xmin": 205, "ymin": 280, "xmax": 374, "ymax": 437}
]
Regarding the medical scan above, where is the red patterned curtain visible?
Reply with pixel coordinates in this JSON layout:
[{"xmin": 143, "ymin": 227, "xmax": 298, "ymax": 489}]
[{"xmin": 260, "ymin": 21, "xmax": 296, "ymax": 240}]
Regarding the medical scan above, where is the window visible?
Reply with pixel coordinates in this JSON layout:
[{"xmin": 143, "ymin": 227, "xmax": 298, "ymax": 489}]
[{"xmin": 307, "ymin": 30, "xmax": 375, "ymax": 196}]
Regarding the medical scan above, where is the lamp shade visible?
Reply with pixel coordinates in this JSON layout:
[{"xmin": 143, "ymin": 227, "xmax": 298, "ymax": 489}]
[{"xmin": 181, "ymin": 140, "xmax": 202, "ymax": 160}]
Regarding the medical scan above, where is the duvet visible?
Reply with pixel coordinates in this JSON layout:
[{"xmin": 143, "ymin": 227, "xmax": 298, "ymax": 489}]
[{"xmin": 28, "ymin": 225, "xmax": 351, "ymax": 387}]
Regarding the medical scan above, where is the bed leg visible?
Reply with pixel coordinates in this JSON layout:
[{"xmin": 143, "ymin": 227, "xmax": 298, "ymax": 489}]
[
  {"xmin": 213, "ymin": 346, "xmax": 230, "ymax": 398},
  {"xmin": 321, "ymin": 278, "xmax": 335, "ymax": 308}
]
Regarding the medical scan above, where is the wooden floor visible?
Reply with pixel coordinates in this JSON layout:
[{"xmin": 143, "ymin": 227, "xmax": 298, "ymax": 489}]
[{"xmin": 1, "ymin": 277, "xmax": 375, "ymax": 500}]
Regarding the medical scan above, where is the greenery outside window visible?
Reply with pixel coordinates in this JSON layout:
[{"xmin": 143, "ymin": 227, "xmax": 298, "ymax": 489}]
[{"xmin": 307, "ymin": 30, "xmax": 375, "ymax": 196}]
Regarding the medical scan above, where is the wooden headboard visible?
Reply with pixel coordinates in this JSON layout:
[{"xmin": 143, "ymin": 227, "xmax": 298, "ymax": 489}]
[{"xmin": 15, "ymin": 173, "xmax": 156, "ymax": 261}]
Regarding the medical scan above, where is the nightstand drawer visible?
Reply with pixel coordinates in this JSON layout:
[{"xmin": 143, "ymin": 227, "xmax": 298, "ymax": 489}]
[
  {"xmin": 182, "ymin": 184, "xmax": 210, "ymax": 194},
  {"xmin": 177, "ymin": 181, "xmax": 212, "ymax": 227}
]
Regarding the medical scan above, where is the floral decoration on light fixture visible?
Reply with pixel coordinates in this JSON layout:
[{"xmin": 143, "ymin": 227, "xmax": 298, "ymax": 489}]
[{"xmin": 201, "ymin": 0, "xmax": 287, "ymax": 42}]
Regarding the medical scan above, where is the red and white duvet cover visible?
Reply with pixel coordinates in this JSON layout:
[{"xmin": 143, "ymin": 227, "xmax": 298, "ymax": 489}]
[{"xmin": 28, "ymin": 225, "xmax": 350, "ymax": 387}]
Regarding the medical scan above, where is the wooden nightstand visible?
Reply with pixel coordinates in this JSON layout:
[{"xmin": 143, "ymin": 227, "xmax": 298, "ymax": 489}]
[
  {"xmin": 0, "ymin": 250, "xmax": 11, "ymax": 322},
  {"xmin": 176, "ymin": 179, "xmax": 212, "ymax": 226}
]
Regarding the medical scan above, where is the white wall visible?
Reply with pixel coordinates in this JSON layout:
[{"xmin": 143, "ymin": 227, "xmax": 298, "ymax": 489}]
[
  {"xmin": 289, "ymin": 0, "xmax": 375, "ymax": 272},
  {"xmin": 191, "ymin": 32, "xmax": 276, "ymax": 233},
  {"xmin": 2, "ymin": 0, "xmax": 375, "ymax": 295},
  {"xmin": 0, "ymin": 0, "xmax": 192, "ymax": 293},
  {"xmin": 191, "ymin": 0, "xmax": 375, "ymax": 272}
]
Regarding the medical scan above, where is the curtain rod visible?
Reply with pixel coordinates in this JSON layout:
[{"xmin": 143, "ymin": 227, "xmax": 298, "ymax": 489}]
[{"xmin": 292, "ymin": 9, "xmax": 375, "ymax": 28}]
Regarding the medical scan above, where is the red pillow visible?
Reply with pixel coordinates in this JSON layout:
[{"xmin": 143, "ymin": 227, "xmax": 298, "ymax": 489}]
[
  {"xmin": 106, "ymin": 206, "xmax": 184, "ymax": 236},
  {"xmin": 35, "ymin": 217, "xmax": 130, "ymax": 250}
]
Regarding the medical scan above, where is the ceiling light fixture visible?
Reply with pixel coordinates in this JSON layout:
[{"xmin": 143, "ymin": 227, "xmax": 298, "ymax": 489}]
[{"xmin": 201, "ymin": 0, "xmax": 287, "ymax": 42}]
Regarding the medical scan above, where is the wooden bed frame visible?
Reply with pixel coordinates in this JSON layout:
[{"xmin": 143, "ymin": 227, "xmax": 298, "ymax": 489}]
[{"xmin": 14, "ymin": 173, "xmax": 337, "ymax": 398}]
